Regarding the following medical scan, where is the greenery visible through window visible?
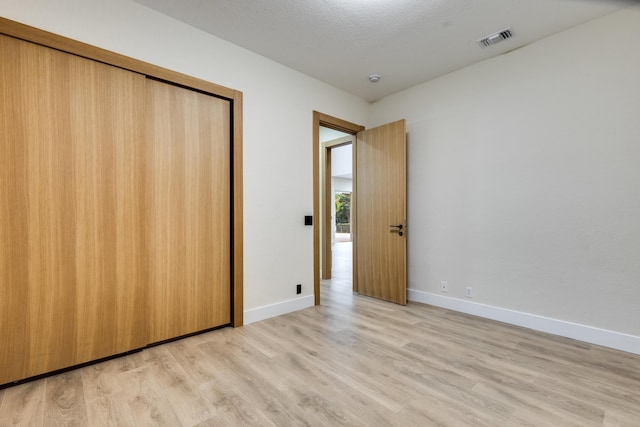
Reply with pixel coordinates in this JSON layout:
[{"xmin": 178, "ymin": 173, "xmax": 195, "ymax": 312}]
[{"xmin": 335, "ymin": 192, "xmax": 351, "ymax": 233}]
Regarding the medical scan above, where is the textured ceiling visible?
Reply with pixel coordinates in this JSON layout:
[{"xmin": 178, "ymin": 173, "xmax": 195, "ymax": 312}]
[{"xmin": 134, "ymin": 0, "xmax": 633, "ymax": 102}]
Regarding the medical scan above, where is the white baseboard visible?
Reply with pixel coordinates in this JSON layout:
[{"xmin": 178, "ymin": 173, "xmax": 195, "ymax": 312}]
[
  {"xmin": 408, "ymin": 289, "xmax": 640, "ymax": 355},
  {"xmin": 244, "ymin": 295, "xmax": 314, "ymax": 325}
]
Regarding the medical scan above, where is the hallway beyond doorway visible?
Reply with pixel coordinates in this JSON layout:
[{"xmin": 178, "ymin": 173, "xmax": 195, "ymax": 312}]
[
  {"xmin": 335, "ymin": 232, "xmax": 351, "ymax": 243},
  {"xmin": 322, "ymin": 240, "xmax": 352, "ymax": 298}
]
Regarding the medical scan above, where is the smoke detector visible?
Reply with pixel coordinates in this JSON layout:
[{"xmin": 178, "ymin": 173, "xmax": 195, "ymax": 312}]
[
  {"xmin": 477, "ymin": 28, "xmax": 513, "ymax": 47},
  {"xmin": 368, "ymin": 74, "xmax": 381, "ymax": 83}
]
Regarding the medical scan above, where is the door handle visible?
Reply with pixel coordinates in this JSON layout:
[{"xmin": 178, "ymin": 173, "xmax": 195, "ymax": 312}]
[{"xmin": 390, "ymin": 224, "xmax": 404, "ymax": 236}]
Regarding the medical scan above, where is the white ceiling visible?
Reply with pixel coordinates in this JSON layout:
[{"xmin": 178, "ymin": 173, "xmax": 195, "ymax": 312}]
[{"xmin": 134, "ymin": 0, "xmax": 633, "ymax": 102}]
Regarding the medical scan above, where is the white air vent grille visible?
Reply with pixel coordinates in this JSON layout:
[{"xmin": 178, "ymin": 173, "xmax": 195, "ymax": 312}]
[{"xmin": 477, "ymin": 28, "xmax": 513, "ymax": 47}]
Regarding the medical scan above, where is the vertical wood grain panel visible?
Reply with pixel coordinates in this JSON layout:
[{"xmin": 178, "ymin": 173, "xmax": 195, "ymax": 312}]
[
  {"xmin": 0, "ymin": 18, "xmax": 244, "ymax": 331},
  {"xmin": 0, "ymin": 34, "xmax": 147, "ymax": 384},
  {"xmin": 68, "ymin": 49, "xmax": 148, "ymax": 360},
  {"xmin": 1, "ymin": 18, "xmax": 242, "ymax": 384},
  {"xmin": 232, "ymin": 92, "xmax": 244, "ymax": 327},
  {"xmin": 355, "ymin": 120, "xmax": 407, "ymax": 304},
  {"xmin": 24, "ymin": 43, "xmax": 78, "ymax": 375},
  {"xmin": 0, "ymin": 34, "xmax": 31, "ymax": 381},
  {"xmin": 147, "ymin": 79, "xmax": 231, "ymax": 343}
]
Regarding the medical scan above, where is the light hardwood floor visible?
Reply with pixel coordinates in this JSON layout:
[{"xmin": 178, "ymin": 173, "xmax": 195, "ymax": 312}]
[{"xmin": 1, "ymin": 241, "xmax": 639, "ymax": 426}]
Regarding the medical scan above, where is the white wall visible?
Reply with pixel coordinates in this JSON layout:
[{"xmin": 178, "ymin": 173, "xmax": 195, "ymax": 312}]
[
  {"xmin": 332, "ymin": 177, "xmax": 352, "ymax": 193},
  {"xmin": 0, "ymin": 0, "xmax": 370, "ymax": 318},
  {"xmin": 331, "ymin": 145, "xmax": 352, "ymax": 179},
  {"xmin": 370, "ymin": 6, "xmax": 640, "ymax": 339},
  {"xmin": 320, "ymin": 127, "xmax": 351, "ymax": 143}
]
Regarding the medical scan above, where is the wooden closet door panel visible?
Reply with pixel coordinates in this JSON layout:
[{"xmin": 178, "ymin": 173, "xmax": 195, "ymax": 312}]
[
  {"xmin": 0, "ymin": 35, "xmax": 147, "ymax": 384},
  {"xmin": 0, "ymin": 35, "xmax": 31, "ymax": 383},
  {"xmin": 68, "ymin": 49, "xmax": 148, "ymax": 362},
  {"xmin": 147, "ymin": 79, "xmax": 231, "ymax": 343}
]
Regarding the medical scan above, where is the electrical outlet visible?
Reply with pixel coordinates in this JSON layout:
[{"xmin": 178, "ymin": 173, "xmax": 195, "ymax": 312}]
[
  {"xmin": 440, "ymin": 281, "xmax": 448, "ymax": 293},
  {"xmin": 296, "ymin": 284, "xmax": 302, "ymax": 294},
  {"xmin": 466, "ymin": 287, "xmax": 473, "ymax": 298}
]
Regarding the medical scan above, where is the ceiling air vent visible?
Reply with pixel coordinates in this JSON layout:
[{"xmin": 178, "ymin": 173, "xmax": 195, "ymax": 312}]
[{"xmin": 477, "ymin": 28, "xmax": 513, "ymax": 47}]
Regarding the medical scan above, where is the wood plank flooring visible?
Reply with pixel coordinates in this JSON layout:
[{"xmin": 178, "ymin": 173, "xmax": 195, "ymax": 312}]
[{"xmin": 1, "ymin": 242, "xmax": 639, "ymax": 426}]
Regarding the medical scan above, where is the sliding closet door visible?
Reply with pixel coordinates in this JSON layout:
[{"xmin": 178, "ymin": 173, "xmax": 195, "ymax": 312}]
[
  {"xmin": 146, "ymin": 79, "xmax": 231, "ymax": 343},
  {"xmin": 0, "ymin": 35, "xmax": 147, "ymax": 384}
]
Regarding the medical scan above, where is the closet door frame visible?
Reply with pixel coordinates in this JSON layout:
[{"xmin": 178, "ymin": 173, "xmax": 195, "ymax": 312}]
[{"xmin": 0, "ymin": 17, "xmax": 244, "ymax": 327}]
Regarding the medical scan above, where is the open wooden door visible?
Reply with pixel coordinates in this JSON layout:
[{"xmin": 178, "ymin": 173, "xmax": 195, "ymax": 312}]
[{"xmin": 354, "ymin": 120, "xmax": 407, "ymax": 304}]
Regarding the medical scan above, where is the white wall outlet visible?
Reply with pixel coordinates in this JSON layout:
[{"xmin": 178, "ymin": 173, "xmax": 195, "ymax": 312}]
[
  {"xmin": 466, "ymin": 287, "xmax": 473, "ymax": 298},
  {"xmin": 440, "ymin": 281, "xmax": 448, "ymax": 293}
]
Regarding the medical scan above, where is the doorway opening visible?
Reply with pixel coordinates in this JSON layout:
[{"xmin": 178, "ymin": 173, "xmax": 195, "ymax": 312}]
[
  {"xmin": 322, "ymin": 135, "xmax": 353, "ymax": 300},
  {"xmin": 321, "ymin": 134, "xmax": 352, "ymax": 277},
  {"xmin": 323, "ymin": 139, "xmax": 353, "ymax": 296},
  {"xmin": 312, "ymin": 112, "xmax": 364, "ymax": 305}
]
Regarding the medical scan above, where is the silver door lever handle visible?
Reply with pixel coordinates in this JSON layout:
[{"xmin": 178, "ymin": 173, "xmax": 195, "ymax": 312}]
[{"xmin": 390, "ymin": 224, "xmax": 403, "ymax": 229}]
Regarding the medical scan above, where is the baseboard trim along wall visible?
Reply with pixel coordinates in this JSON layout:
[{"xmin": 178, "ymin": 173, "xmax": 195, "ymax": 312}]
[
  {"xmin": 244, "ymin": 295, "xmax": 315, "ymax": 325},
  {"xmin": 408, "ymin": 289, "xmax": 640, "ymax": 356}
]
